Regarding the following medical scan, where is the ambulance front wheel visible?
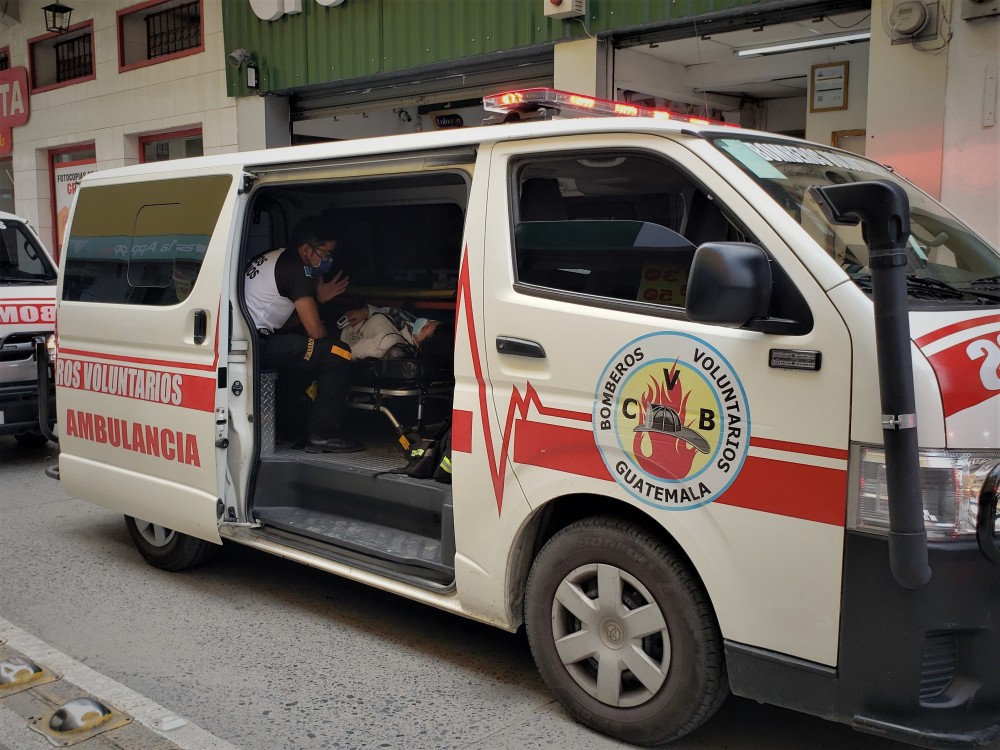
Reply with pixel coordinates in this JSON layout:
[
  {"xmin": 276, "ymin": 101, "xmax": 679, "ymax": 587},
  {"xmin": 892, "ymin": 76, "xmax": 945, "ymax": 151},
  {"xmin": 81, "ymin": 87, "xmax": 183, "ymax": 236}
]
[
  {"xmin": 524, "ymin": 516, "xmax": 728, "ymax": 746},
  {"xmin": 124, "ymin": 516, "xmax": 218, "ymax": 571}
]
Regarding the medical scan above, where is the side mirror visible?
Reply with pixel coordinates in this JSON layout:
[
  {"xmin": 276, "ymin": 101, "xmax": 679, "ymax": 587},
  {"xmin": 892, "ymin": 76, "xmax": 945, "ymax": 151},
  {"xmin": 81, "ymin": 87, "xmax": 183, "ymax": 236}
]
[{"xmin": 685, "ymin": 243, "xmax": 772, "ymax": 328}]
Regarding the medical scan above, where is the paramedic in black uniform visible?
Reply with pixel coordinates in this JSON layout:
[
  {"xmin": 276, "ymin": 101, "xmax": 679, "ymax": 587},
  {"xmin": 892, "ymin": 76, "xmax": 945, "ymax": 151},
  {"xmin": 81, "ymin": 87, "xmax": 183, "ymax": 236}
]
[{"xmin": 244, "ymin": 217, "xmax": 363, "ymax": 453}]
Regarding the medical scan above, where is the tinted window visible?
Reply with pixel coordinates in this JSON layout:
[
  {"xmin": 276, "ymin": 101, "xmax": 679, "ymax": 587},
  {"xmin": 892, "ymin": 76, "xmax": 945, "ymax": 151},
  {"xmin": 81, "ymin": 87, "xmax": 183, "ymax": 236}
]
[
  {"xmin": 511, "ymin": 152, "xmax": 748, "ymax": 309},
  {"xmin": 62, "ymin": 175, "xmax": 232, "ymax": 305}
]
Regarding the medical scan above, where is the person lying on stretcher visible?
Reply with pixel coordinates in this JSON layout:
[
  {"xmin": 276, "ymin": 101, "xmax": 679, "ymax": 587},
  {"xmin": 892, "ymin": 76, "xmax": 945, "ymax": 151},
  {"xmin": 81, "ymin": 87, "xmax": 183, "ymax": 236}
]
[{"xmin": 339, "ymin": 305, "xmax": 453, "ymax": 361}]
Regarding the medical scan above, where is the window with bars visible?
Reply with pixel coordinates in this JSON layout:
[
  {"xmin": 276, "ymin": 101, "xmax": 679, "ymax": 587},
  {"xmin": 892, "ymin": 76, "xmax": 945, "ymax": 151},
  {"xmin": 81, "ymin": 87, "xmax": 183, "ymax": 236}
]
[
  {"xmin": 147, "ymin": 1, "xmax": 200, "ymax": 59},
  {"xmin": 30, "ymin": 24, "xmax": 95, "ymax": 91},
  {"xmin": 55, "ymin": 35, "xmax": 92, "ymax": 83},
  {"xmin": 119, "ymin": 0, "xmax": 203, "ymax": 69}
]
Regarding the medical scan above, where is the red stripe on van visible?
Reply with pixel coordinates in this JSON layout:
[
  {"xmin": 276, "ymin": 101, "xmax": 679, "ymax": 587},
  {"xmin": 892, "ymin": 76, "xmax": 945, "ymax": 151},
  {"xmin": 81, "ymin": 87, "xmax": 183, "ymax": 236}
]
[
  {"xmin": 508, "ymin": 421, "xmax": 846, "ymax": 525},
  {"xmin": 452, "ymin": 409, "xmax": 473, "ymax": 453},
  {"xmin": 512, "ymin": 420, "xmax": 611, "ymax": 480},
  {"xmin": 56, "ymin": 357, "xmax": 216, "ymax": 412},
  {"xmin": 926, "ymin": 341, "xmax": 1000, "ymax": 417},
  {"xmin": 914, "ymin": 314, "xmax": 1000, "ymax": 349},
  {"xmin": 59, "ymin": 347, "xmax": 218, "ymax": 372},
  {"xmin": 717, "ymin": 457, "xmax": 847, "ymax": 525},
  {"xmin": 749, "ymin": 437, "xmax": 848, "ymax": 461},
  {"xmin": 176, "ymin": 375, "xmax": 214, "ymax": 412}
]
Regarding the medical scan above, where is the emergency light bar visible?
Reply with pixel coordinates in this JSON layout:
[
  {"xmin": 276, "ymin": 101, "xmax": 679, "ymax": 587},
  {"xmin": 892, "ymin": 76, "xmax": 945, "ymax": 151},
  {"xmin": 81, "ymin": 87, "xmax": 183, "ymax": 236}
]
[{"xmin": 482, "ymin": 88, "xmax": 735, "ymax": 128}]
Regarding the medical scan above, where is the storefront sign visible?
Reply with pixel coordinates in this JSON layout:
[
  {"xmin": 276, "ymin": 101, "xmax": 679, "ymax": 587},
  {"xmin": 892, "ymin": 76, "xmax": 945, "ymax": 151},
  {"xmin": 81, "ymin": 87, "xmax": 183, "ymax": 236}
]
[
  {"xmin": 0, "ymin": 67, "xmax": 30, "ymax": 157},
  {"xmin": 53, "ymin": 160, "xmax": 97, "ymax": 251},
  {"xmin": 249, "ymin": 0, "xmax": 344, "ymax": 21},
  {"xmin": 434, "ymin": 113, "xmax": 465, "ymax": 129}
]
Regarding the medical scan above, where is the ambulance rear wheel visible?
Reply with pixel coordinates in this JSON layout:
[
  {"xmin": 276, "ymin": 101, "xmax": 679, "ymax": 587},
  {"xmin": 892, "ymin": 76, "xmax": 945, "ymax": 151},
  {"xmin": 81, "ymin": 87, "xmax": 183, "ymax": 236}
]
[
  {"xmin": 524, "ymin": 516, "xmax": 727, "ymax": 746},
  {"xmin": 124, "ymin": 516, "xmax": 217, "ymax": 571}
]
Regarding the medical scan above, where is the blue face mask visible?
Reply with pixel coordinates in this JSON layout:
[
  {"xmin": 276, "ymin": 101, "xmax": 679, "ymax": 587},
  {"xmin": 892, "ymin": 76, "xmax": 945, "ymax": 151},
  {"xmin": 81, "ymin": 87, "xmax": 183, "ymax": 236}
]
[{"xmin": 316, "ymin": 258, "xmax": 334, "ymax": 274}]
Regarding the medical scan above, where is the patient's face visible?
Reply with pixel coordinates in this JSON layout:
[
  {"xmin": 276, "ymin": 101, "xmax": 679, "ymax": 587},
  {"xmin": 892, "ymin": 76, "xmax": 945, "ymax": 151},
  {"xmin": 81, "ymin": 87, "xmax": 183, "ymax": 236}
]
[{"xmin": 415, "ymin": 320, "xmax": 440, "ymax": 345}]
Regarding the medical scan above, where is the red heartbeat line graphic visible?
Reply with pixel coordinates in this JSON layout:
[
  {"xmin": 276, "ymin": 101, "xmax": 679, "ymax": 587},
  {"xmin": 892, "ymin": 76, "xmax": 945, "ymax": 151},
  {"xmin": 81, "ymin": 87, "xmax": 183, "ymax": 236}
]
[{"xmin": 456, "ymin": 252, "xmax": 590, "ymax": 515}]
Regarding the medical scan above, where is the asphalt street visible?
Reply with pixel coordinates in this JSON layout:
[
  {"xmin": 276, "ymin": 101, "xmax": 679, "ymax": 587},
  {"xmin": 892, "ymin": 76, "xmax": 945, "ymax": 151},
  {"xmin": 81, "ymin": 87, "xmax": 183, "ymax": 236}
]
[{"xmin": 1, "ymin": 436, "xmax": 990, "ymax": 750}]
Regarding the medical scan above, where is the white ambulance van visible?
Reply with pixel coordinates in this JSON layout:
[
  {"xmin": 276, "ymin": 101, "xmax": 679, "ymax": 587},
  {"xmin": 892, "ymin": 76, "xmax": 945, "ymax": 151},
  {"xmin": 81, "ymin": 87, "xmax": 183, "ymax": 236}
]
[
  {"xmin": 49, "ymin": 90, "xmax": 1000, "ymax": 748},
  {"xmin": 1, "ymin": 210, "xmax": 57, "ymax": 447}
]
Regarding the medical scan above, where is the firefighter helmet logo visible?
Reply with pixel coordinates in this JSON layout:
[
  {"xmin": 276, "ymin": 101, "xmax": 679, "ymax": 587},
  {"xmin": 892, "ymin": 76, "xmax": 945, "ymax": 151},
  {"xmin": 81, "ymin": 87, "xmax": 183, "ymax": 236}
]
[{"xmin": 593, "ymin": 332, "xmax": 750, "ymax": 509}]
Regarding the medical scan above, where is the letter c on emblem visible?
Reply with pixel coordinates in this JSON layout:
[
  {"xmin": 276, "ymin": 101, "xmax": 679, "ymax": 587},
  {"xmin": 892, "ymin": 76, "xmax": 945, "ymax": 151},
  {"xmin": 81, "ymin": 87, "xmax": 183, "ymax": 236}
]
[{"xmin": 622, "ymin": 398, "xmax": 638, "ymax": 420}]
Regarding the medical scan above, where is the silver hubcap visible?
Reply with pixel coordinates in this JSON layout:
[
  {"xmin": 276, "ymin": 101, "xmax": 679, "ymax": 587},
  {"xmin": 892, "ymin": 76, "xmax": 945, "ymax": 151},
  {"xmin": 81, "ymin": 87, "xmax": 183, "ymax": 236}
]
[
  {"xmin": 551, "ymin": 563, "xmax": 670, "ymax": 708},
  {"xmin": 136, "ymin": 520, "xmax": 175, "ymax": 548}
]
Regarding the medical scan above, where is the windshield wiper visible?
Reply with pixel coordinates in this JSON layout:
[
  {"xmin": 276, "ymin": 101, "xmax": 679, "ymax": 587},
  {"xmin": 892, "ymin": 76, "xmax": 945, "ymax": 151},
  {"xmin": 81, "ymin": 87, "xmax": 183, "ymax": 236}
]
[
  {"xmin": 851, "ymin": 273, "xmax": 1000, "ymax": 303},
  {"xmin": 971, "ymin": 274, "xmax": 1000, "ymax": 291},
  {"xmin": 906, "ymin": 274, "xmax": 1000, "ymax": 303}
]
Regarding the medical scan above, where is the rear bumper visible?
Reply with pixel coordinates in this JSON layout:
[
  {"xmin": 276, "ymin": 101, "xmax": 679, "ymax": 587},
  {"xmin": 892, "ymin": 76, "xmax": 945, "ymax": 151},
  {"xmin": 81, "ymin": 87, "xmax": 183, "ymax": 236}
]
[{"xmin": 728, "ymin": 531, "xmax": 1000, "ymax": 749}]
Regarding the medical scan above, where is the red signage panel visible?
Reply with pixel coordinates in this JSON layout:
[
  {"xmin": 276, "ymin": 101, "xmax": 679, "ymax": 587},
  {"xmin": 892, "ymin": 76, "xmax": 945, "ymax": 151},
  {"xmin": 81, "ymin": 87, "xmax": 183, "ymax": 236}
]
[{"xmin": 0, "ymin": 67, "xmax": 30, "ymax": 157}]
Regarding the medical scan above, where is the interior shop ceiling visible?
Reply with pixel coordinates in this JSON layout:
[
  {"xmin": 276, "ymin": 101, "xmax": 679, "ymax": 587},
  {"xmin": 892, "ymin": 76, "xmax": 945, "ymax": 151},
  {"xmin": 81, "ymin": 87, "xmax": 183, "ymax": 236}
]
[{"xmin": 625, "ymin": 10, "xmax": 872, "ymax": 100}]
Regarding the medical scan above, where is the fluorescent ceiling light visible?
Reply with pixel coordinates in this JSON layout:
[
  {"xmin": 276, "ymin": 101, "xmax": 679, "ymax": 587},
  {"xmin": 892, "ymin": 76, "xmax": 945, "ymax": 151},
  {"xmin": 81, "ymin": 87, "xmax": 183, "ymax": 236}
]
[{"xmin": 736, "ymin": 31, "xmax": 870, "ymax": 57}]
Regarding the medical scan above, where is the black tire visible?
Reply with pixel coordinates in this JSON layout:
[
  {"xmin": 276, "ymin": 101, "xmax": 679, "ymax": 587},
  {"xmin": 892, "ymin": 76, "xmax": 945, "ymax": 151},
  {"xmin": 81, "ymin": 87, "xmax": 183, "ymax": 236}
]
[
  {"xmin": 524, "ymin": 516, "xmax": 728, "ymax": 746},
  {"xmin": 124, "ymin": 515, "xmax": 218, "ymax": 571},
  {"xmin": 14, "ymin": 432, "xmax": 49, "ymax": 449}
]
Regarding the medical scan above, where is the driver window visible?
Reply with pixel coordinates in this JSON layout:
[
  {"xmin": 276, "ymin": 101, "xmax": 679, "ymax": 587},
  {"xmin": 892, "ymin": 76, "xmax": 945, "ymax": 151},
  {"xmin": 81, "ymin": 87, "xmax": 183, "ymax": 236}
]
[{"xmin": 511, "ymin": 151, "xmax": 748, "ymax": 310}]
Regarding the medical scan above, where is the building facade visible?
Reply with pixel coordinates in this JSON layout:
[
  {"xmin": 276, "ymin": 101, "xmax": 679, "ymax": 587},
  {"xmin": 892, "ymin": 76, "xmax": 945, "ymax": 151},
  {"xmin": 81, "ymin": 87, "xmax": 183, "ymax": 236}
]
[{"xmin": 0, "ymin": 0, "xmax": 235, "ymax": 254}]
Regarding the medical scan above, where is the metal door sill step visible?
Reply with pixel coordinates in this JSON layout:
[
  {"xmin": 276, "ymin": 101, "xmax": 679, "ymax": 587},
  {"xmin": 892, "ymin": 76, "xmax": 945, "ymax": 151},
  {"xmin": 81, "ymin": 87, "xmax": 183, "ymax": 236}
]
[{"xmin": 253, "ymin": 506, "xmax": 453, "ymax": 576}]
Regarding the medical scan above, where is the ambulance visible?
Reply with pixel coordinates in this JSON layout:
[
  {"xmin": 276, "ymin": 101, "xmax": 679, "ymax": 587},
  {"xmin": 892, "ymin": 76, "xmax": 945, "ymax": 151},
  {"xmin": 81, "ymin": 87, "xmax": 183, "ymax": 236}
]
[
  {"xmin": 47, "ymin": 89, "xmax": 1000, "ymax": 747},
  {"xmin": 1, "ymin": 210, "xmax": 56, "ymax": 447}
]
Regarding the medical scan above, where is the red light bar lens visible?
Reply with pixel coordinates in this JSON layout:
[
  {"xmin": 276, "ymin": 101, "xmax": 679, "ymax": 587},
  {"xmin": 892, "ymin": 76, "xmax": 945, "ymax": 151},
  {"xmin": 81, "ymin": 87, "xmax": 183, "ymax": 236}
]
[
  {"xmin": 483, "ymin": 87, "xmax": 735, "ymax": 128},
  {"xmin": 614, "ymin": 103, "xmax": 639, "ymax": 117}
]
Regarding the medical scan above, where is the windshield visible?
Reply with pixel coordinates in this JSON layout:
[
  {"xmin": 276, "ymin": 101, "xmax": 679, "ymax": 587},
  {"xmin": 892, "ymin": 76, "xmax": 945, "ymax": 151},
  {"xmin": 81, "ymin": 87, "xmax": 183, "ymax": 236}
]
[
  {"xmin": 710, "ymin": 137, "xmax": 1000, "ymax": 307},
  {"xmin": 0, "ymin": 218, "xmax": 57, "ymax": 284}
]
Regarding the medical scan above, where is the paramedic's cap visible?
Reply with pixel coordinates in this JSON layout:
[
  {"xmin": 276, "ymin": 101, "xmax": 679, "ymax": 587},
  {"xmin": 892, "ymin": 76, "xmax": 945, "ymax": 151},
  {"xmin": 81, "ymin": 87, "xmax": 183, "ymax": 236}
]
[
  {"xmin": 412, "ymin": 318, "xmax": 432, "ymax": 339},
  {"xmin": 634, "ymin": 404, "xmax": 710, "ymax": 453}
]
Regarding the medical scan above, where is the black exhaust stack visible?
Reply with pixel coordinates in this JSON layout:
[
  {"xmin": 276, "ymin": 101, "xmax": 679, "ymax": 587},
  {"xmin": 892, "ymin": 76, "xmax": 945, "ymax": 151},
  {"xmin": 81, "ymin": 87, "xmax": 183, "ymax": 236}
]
[{"xmin": 808, "ymin": 180, "xmax": 932, "ymax": 590}]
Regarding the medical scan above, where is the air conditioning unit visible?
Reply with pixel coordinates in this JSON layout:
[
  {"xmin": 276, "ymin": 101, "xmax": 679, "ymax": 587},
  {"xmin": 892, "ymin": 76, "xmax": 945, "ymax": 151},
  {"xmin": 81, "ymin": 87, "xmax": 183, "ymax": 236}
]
[
  {"xmin": 962, "ymin": 0, "xmax": 1000, "ymax": 20},
  {"xmin": 0, "ymin": 0, "xmax": 20, "ymax": 27},
  {"xmin": 889, "ymin": 0, "xmax": 940, "ymax": 44},
  {"xmin": 544, "ymin": 0, "xmax": 586, "ymax": 20}
]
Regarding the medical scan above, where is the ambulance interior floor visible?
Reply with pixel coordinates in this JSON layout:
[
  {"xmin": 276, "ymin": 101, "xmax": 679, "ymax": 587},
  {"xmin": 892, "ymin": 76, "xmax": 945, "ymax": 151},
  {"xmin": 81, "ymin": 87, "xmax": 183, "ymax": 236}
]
[
  {"xmin": 270, "ymin": 406, "xmax": 440, "ymax": 472},
  {"xmin": 253, "ymin": 408, "xmax": 455, "ymax": 585}
]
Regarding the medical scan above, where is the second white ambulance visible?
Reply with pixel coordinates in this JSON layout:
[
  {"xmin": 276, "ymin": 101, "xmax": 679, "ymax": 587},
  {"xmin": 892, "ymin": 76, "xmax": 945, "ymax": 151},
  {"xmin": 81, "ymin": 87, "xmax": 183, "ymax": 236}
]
[{"xmin": 1, "ymin": 210, "xmax": 56, "ymax": 447}]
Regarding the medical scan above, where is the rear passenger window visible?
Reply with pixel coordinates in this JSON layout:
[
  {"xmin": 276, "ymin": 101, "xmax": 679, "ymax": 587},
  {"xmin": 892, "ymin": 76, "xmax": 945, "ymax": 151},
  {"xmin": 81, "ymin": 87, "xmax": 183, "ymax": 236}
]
[
  {"xmin": 511, "ymin": 152, "xmax": 748, "ymax": 309},
  {"xmin": 62, "ymin": 175, "xmax": 232, "ymax": 305}
]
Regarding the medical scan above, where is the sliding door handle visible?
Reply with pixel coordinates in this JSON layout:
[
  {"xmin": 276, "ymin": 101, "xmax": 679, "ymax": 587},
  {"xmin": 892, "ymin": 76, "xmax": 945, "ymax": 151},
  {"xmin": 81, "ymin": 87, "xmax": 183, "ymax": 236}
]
[
  {"xmin": 193, "ymin": 309, "xmax": 207, "ymax": 345},
  {"xmin": 496, "ymin": 336, "xmax": 546, "ymax": 359}
]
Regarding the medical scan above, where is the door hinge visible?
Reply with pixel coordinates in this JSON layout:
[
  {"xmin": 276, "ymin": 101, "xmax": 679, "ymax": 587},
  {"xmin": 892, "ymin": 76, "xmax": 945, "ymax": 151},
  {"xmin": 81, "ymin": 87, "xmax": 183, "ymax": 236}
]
[{"xmin": 239, "ymin": 171, "xmax": 259, "ymax": 194}]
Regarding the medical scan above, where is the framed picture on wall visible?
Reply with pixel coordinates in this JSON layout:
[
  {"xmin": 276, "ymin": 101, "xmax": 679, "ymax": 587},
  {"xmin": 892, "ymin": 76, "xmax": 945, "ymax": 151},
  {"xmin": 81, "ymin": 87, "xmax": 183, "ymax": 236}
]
[{"xmin": 810, "ymin": 61, "xmax": 849, "ymax": 113}]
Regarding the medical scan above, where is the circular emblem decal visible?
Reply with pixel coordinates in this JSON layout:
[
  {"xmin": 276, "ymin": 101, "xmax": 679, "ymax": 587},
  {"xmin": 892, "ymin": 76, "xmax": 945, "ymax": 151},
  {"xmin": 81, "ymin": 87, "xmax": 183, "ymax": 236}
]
[{"xmin": 593, "ymin": 332, "xmax": 750, "ymax": 510}]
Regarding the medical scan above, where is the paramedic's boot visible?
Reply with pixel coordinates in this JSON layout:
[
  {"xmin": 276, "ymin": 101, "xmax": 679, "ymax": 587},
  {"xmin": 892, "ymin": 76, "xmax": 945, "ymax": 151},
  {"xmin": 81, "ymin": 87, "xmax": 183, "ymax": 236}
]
[{"xmin": 305, "ymin": 435, "xmax": 365, "ymax": 454}]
